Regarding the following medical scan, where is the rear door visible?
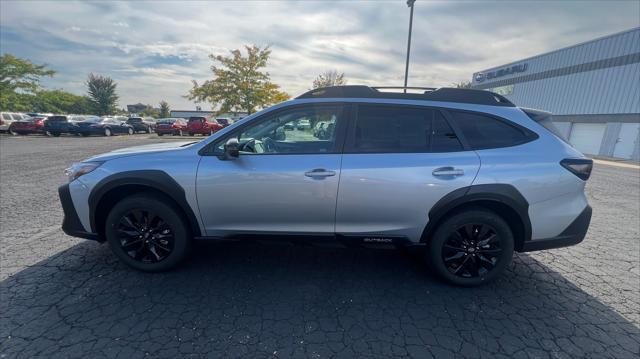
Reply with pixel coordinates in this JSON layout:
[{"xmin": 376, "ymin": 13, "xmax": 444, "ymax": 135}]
[
  {"xmin": 335, "ymin": 104, "xmax": 480, "ymax": 242},
  {"xmin": 188, "ymin": 117, "xmax": 205, "ymax": 132}
]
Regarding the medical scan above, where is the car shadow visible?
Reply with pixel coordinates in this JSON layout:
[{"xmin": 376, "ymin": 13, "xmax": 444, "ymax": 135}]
[{"xmin": 2, "ymin": 240, "xmax": 639, "ymax": 358}]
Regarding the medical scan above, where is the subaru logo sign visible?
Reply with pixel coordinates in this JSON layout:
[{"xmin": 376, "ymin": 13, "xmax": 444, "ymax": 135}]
[{"xmin": 475, "ymin": 63, "xmax": 528, "ymax": 83}]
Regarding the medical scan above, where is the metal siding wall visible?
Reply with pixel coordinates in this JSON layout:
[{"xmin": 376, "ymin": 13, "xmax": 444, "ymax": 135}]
[
  {"xmin": 599, "ymin": 123, "xmax": 622, "ymax": 156},
  {"xmin": 553, "ymin": 122, "xmax": 572, "ymax": 139}
]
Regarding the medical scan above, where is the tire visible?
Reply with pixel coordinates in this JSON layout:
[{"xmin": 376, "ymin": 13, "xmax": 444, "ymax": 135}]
[
  {"xmin": 157, "ymin": 133, "xmax": 163, "ymax": 136},
  {"xmin": 9, "ymin": 127, "xmax": 18, "ymax": 136},
  {"xmin": 178, "ymin": 130, "xmax": 184, "ymax": 136},
  {"xmin": 128, "ymin": 127, "xmax": 134, "ymax": 135},
  {"xmin": 51, "ymin": 132, "xmax": 61, "ymax": 137},
  {"xmin": 427, "ymin": 208, "xmax": 514, "ymax": 286},
  {"xmin": 104, "ymin": 128, "xmax": 112, "ymax": 136},
  {"xmin": 105, "ymin": 193, "xmax": 192, "ymax": 272},
  {"xmin": 147, "ymin": 126, "xmax": 152, "ymax": 134},
  {"xmin": 81, "ymin": 133, "xmax": 89, "ymax": 137},
  {"xmin": 209, "ymin": 129, "xmax": 213, "ymax": 136},
  {"xmin": 188, "ymin": 132, "xmax": 194, "ymax": 136}
]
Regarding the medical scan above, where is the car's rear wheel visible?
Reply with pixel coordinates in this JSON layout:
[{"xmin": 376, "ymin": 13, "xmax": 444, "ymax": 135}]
[
  {"xmin": 128, "ymin": 127, "xmax": 134, "ymax": 135},
  {"xmin": 9, "ymin": 126, "xmax": 18, "ymax": 136},
  {"xmin": 157, "ymin": 132, "xmax": 163, "ymax": 136},
  {"xmin": 104, "ymin": 128, "xmax": 112, "ymax": 136},
  {"xmin": 428, "ymin": 209, "xmax": 514, "ymax": 286},
  {"xmin": 105, "ymin": 194, "xmax": 192, "ymax": 272}
]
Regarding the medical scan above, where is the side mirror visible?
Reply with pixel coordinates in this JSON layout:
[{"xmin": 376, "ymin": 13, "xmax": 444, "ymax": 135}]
[{"xmin": 223, "ymin": 138, "xmax": 240, "ymax": 159}]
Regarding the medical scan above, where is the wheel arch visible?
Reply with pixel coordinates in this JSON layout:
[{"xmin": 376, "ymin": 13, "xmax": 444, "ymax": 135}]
[
  {"xmin": 89, "ymin": 170, "xmax": 202, "ymax": 240},
  {"xmin": 421, "ymin": 184, "xmax": 531, "ymax": 251}
]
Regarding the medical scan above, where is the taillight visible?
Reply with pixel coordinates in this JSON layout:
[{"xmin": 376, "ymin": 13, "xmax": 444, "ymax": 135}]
[
  {"xmin": 36, "ymin": 120, "xmax": 43, "ymax": 125},
  {"xmin": 560, "ymin": 158, "xmax": 593, "ymax": 181}
]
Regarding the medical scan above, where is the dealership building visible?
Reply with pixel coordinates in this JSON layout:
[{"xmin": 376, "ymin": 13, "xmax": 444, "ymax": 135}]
[{"xmin": 471, "ymin": 27, "xmax": 639, "ymax": 161}]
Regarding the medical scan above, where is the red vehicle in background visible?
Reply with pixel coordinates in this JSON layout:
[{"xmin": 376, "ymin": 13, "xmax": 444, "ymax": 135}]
[
  {"xmin": 155, "ymin": 118, "xmax": 188, "ymax": 136},
  {"xmin": 9, "ymin": 116, "xmax": 46, "ymax": 135},
  {"xmin": 187, "ymin": 116, "xmax": 223, "ymax": 136}
]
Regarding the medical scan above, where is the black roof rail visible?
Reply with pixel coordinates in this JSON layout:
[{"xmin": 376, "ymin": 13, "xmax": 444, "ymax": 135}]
[{"xmin": 295, "ymin": 85, "xmax": 515, "ymax": 107}]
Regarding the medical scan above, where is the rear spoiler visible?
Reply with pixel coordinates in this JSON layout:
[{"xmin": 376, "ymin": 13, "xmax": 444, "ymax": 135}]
[{"xmin": 519, "ymin": 107, "xmax": 569, "ymax": 142}]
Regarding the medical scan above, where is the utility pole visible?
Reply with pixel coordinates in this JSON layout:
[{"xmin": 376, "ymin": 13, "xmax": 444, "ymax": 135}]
[{"xmin": 403, "ymin": 0, "xmax": 416, "ymax": 93}]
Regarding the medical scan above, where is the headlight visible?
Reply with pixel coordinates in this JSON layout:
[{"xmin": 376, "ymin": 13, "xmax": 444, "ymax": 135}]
[{"xmin": 64, "ymin": 161, "xmax": 104, "ymax": 182}]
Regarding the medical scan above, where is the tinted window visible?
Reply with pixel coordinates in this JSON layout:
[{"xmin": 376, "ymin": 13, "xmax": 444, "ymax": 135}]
[
  {"xmin": 48, "ymin": 116, "xmax": 68, "ymax": 122},
  {"xmin": 189, "ymin": 117, "xmax": 205, "ymax": 123},
  {"xmin": 449, "ymin": 111, "xmax": 535, "ymax": 150},
  {"xmin": 350, "ymin": 105, "xmax": 462, "ymax": 153},
  {"xmin": 2, "ymin": 114, "xmax": 12, "ymax": 121}
]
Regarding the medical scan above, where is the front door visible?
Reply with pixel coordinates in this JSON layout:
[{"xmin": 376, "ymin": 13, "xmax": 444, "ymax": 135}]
[
  {"xmin": 196, "ymin": 104, "xmax": 348, "ymax": 237},
  {"xmin": 336, "ymin": 104, "xmax": 481, "ymax": 242}
]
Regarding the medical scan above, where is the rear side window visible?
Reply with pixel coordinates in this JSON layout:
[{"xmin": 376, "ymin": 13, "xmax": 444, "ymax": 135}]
[
  {"xmin": 48, "ymin": 116, "xmax": 68, "ymax": 122},
  {"xmin": 448, "ymin": 111, "xmax": 536, "ymax": 150},
  {"xmin": 189, "ymin": 117, "xmax": 205, "ymax": 123},
  {"xmin": 349, "ymin": 105, "xmax": 463, "ymax": 153}
]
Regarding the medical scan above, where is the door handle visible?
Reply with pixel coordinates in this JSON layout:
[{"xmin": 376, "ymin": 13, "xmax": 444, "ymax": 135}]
[
  {"xmin": 305, "ymin": 169, "xmax": 336, "ymax": 178},
  {"xmin": 432, "ymin": 167, "xmax": 464, "ymax": 176}
]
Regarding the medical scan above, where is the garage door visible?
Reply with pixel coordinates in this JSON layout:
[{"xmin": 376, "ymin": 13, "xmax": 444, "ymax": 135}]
[
  {"xmin": 569, "ymin": 123, "xmax": 606, "ymax": 155},
  {"xmin": 613, "ymin": 123, "xmax": 639, "ymax": 159}
]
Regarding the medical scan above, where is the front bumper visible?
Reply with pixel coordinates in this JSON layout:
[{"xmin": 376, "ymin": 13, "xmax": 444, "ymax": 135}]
[
  {"xmin": 58, "ymin": 183, "xmax": 100, "ymax": 241},
  {"xmin": 520, "ymin": 205, "xmax": 592, "ymax": 252}
]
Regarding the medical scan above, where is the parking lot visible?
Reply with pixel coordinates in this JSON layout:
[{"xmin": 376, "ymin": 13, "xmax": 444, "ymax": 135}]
[{"xmin": 1, "ymin": 135, "xmax": 638, "ymax": 358}]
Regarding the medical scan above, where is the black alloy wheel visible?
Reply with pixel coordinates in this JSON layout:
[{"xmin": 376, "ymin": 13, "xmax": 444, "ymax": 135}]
[
  {"xmin": 116, "ymin": 209, "xmax": 175, "ymax": 263},
  {"xmin": 442, "ymin": 223, "xmax": 502, "ymax": 278},
  {"xmin": 105, "ymin": 194, "xmax": 191, "ymax": 271},
  {"xmin": 428, "ymin": 209, "xmax": 514, "ymax": 286}
]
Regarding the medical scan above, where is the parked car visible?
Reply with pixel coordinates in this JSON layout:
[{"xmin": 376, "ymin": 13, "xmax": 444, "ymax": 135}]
[
  {"xmin": 155, "ymin": 118, "xmax": 188, "ymax": 136},
  {"xmin": 1, "ymin": 112, "xmax": 29, "ymax": 133},
  {"xmin": 215, "ymin": 118, "xmax": 233, "ymax": 127},
  {"xmin": 296, "ymin": 119, "xmax": 311, "ymax": 130},
  {"xmin": 58, "ymin": 85, "xmax": 593, "ymax": 286},
  {"xmin": 43, "ymin": 115, "xmax": 73, "ymax": 136},
  {"xmin": 9, "ymin": 115, "xmax": 47, "ymax": 135},
  {"xmin": 72, "ymin": 117, "xmax": 134, "ymax": 136},
  {"xmin": 127, "ymin": 117, "xmax": 155, "ymax": 133},
  {"xmin": 187, "ymin": 116, "xmax": 223, "ymax": 136}
]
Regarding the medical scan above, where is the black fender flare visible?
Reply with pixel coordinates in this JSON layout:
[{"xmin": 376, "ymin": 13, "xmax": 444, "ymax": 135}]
[
  {"xmin": 422, "ymin": 184, "xmax": 532, "ymax": 248},
  {"xmin": 88, "ymin": 170, "xmax": 202, "ymax": 237}
]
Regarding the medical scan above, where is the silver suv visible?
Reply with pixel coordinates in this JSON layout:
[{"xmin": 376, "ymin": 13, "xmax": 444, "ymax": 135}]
[{"xmin": 59, "ymin": 86, "xmax": 592, "ymax": 286}]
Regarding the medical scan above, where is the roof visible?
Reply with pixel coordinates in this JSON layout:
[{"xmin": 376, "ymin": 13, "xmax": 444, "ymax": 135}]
[{"xmin": 295, "ymin": 85, "xmax": 514, "ymax": 107}]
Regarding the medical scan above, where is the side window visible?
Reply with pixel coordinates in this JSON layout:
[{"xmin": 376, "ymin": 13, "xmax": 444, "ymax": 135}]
[
  {"xmin": 216, "ymin": 105, "xmax": 344, "ymax": 155},
  {"xmin": 2, "ymin": 114, "xmax": 11, "ymax": 121},
  {"xmin": 350, "ymin": 105, "xmax": 462, "ymax": 153},
  {"xmin": 448, "ymin": 111, "xmax": 536, "ymax": 150}
]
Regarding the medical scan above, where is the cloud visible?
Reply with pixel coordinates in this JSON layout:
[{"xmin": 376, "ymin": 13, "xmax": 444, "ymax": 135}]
[{"xmin": 1, "ymin": 0, "xmax": 638, "ymax": 110}]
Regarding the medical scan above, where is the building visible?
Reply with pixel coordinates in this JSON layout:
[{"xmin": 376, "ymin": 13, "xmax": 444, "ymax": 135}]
[
  {"xmin": 471, "ymin": 27, "xmax": 639, "ymax": 161},
  {"xmin": 127, "ymin": 103, "xmax": 150, "ymax": 113}
]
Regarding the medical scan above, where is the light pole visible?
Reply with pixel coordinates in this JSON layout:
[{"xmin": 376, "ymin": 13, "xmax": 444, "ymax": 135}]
[{"xmin": 403, "ymin": 0, "xmax": 416, "ymax": 93}]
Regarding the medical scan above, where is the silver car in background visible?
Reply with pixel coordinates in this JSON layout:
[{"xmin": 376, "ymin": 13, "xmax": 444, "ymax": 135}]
[{"xmin": 58, "ymin": 85, "xmax": 592, "ymax": 286}]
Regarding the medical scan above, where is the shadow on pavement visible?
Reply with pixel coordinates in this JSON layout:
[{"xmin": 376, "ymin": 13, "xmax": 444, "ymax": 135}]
[{"xmin": 2, "ymin": 240, "xmax": 639, "ymax": 358}]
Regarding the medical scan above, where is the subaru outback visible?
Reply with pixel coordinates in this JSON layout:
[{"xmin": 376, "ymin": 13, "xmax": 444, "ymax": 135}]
[{"xmin": 58, "ymin": 86, "xmax": 592, "ymax": 286}]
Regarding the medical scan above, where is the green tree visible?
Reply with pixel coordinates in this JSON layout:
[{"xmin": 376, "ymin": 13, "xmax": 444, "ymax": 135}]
[
  {"xmin": 452, "ymin": 80, "xmax": 472, "ymax": 89},
  {"xmin": 312, "ymin": 70, "xmax": 347, "ymax": 89},
  {"xmin": 86, "ymin": 73, "xmax": 119, "ymax": 115},
  {"xmin": 159, "ymin": 100, "xmax": 170, "ymax": 118},
  {"xmin": 30, "ymin": 90, "xmax": 91, "ymax": 113},
  {"xmin": 140, "ymin": 105, "xmax": 159, "ymax": 118},
  {"xmin": 187, "ymin": 45, "xmax": 289, "ymax": 115},
  {"xmin": 0, "ymin": 54, "xmax": 55, "ymax": 110}
]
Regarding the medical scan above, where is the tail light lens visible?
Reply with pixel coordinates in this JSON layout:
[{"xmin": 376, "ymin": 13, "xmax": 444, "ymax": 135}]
[{"xmin": 561, "ymin": 158, "xmax": 593, "ymax": 181}]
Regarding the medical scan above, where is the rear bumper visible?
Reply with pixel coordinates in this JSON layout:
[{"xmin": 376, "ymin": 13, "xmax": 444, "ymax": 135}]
[
  {"xmin": 520, "ymin": 205, "xmax": 592, "ymax": 252},
  {"xmin": 58, "ymin": 183, "xmax": 100, "ymax": 241}
]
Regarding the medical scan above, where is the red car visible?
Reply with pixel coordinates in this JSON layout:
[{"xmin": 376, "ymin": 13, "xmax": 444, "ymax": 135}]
[
  {"xmin": 156, "ymin": 118, "xmax": 188, "ymax": 136},
  {"xmin": 9, "ymin": 116, "xmax": 46, "ymax": 135},
  {"xmin": 187, "ymin": 116, "xmax": 223, "ymax": 136}
]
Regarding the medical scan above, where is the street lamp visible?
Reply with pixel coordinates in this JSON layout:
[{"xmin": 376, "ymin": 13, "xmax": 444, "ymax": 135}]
[{"xmin": 403, "ymin": 0, "xmax": 416, "ymax": 93}]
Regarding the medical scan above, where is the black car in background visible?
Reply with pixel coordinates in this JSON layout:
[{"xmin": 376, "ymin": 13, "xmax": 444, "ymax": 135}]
[
  {"xmin": 126, "ymin": 117, "xmax": 155, "ymax": 133},
  {"xmin": 73, "ymin": 117, "xmax": 134, "ymax": 136},
  {"xmin": 43, "ymin": 115, "xmax": 72, "ymax": 136}
]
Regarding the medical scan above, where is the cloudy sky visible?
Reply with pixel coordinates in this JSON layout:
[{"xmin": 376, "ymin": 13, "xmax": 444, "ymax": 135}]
[{"xmin": 1, "ymin": 0, "xmax": 639, "ymax": 110}]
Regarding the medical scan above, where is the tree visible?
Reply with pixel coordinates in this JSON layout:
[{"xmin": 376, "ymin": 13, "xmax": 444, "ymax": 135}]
[
  {"xmin": 29, "ymin": 90, "xmax": 91, "ymax": 114},
  {"xmin": 140, "ymin": 105, "xmax": 160, "ymax": 118},
  {"xmin": 159, "ymin": 100, "xmax": 170, "ymax": 118},
  {"xmin": 187, "ymin": 45, "xmax": 289, "ymax": 115},
  {"xmin": 312, "ymin": 70, "xmax": 347, "ymax": 89},
  {"xmin": 0, "ymin": 54, "xmax": 55, "ymax": 111},
  {"xmin": 86, "ymin": 73, "xmax": 118, "ymax": 116},
  {"xmin": 452, "ymin": 81, "xmax": 472, "ymax": 89}
]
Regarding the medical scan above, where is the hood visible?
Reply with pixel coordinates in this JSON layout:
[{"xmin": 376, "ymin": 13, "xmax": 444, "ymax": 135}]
[{"xmin": 85, "ymin": 141, "xmax": 198, "ymax": 162}]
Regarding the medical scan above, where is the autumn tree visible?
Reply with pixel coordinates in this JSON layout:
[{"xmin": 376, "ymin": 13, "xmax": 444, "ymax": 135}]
[
  {"xmin": 86, "ymin": 73, "xmax": 118, "ymax": 115},
  {"xmin": 312, "ymin": 70, "xmax": 347, "ymax": 89},
  {"xmin": 187, "ymin": 45, "xmax": 289, "ymax": 115}
]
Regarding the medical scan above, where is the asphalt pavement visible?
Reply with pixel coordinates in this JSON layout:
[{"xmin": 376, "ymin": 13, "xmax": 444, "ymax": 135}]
[{"xmin": 1, "ymin": 134, "xmax": 639, "ymax": 358}]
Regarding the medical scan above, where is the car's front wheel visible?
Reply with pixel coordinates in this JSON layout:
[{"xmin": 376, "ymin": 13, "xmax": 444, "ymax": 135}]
[
  {"xmin": 105, "ymin": 194, "xmax": 192, "ymax": 271},
  {"xmin": 127, "ymin": 127, "xmax": 134, "ymax": 135},
  {"xmin": 104, "ymin": 128, "xmax": 112, "ymax": 136},
  {"xmin": 428, "ymin": 208, "xmax": 514, "ymax": 286}
]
